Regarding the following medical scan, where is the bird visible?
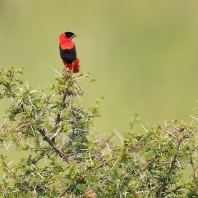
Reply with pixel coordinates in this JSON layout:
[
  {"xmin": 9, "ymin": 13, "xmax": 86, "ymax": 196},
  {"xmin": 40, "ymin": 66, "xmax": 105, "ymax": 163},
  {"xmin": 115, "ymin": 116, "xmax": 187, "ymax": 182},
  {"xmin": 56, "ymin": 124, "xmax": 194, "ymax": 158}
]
[{"xmin": 59, "ymin": 32, "xmax": 80, "ymax": 73}]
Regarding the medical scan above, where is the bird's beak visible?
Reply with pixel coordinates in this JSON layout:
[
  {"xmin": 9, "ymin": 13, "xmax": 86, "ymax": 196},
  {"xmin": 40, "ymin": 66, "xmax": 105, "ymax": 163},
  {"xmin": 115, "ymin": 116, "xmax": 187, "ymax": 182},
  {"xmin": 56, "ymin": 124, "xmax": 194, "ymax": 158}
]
[{"xmin": 72, "ymin": 34, "xmax": 77, "ymax": 38}]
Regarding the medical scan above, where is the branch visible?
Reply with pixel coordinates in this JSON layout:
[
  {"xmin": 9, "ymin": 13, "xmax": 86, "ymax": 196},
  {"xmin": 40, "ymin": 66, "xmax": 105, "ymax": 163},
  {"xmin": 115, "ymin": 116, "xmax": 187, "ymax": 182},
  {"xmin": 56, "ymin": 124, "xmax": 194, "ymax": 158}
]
[
  {"xmin": 38, "ymin": 128, "xmax": 72, "ymax": 164},
  {"xmin": 155, "ymin": 138, "xmax": 182, "ymax": 197},
  {"xmin": 190, "ymin": 152, "xmax": 197, "ymax": 180},
  {"xmin": 58, "ymin": 153, "xmax": 117, "ymax": 197}
]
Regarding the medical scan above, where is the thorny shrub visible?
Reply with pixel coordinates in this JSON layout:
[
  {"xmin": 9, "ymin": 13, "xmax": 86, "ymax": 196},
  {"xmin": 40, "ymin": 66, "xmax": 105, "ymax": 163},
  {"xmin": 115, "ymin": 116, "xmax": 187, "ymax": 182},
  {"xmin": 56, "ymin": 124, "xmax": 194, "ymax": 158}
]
[{"xmin": 0, "ymin": 67, "xmax": 198, "ymax": 198}]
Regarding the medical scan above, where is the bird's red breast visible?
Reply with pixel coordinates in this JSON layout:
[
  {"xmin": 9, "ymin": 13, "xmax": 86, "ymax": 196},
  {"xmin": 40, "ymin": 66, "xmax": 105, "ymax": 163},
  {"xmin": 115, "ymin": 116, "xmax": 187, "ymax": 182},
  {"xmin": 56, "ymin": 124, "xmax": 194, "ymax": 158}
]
[{"xmin": 59, "ymin": 33, "xmax": 74, "ymax": 49}]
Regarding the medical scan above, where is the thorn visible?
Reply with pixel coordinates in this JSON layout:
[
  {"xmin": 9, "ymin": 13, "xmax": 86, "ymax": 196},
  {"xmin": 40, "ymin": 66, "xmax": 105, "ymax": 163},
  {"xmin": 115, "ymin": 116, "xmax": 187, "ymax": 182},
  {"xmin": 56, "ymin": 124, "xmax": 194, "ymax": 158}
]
[
  {"xmin": 113, "ymin": 129, "xmax": 123, "ymax": 144},
  {"xmin": 49, "ymin": 66, "xmax": 62, "ymax": 76},
  {"xmin": 74, "ymin": 74, "xmax": 89, "ymax": 80},
  {"xmin": 141, "ymin": 124, "xmax": 148, "ymax": 132},
  {"xmin": 189, "ymin": 114, "xmax": 198, "ymax": 122},
  {"xmin": 3, "ymin": 141, "xmax": 11, "ymax": 154}
]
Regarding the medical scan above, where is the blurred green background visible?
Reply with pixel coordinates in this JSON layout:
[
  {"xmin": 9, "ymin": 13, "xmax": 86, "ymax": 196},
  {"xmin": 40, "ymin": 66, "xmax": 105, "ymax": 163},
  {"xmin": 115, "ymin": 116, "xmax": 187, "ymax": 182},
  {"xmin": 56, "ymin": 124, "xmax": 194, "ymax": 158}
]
[{"xmin": 1, "ymin": 0, "xmax": 198, "ymax": 136}]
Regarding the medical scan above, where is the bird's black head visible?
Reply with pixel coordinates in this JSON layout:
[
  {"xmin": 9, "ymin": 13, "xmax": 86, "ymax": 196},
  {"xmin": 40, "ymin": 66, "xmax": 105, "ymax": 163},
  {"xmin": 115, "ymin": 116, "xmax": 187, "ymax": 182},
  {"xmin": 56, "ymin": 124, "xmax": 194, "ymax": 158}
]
[{"xmin": 64, "ymin": 32, "xmax": 77, "ymax": 38}]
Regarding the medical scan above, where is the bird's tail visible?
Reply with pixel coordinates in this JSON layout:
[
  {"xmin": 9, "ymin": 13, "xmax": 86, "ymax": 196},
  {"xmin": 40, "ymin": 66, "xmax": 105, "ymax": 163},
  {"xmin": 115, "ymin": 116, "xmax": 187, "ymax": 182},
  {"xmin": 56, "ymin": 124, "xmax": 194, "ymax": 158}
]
[{"xmin": 63, "ymin": 58, "xmax": 80, "ymax": 73}]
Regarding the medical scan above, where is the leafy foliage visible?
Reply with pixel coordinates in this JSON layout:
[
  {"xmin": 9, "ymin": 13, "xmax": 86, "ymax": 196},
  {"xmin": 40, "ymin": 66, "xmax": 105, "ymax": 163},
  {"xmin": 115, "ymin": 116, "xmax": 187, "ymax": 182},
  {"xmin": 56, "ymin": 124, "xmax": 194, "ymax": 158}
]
[{"xmin": 0, "ymin": 67, "xmax": 198, "ymax": 197}]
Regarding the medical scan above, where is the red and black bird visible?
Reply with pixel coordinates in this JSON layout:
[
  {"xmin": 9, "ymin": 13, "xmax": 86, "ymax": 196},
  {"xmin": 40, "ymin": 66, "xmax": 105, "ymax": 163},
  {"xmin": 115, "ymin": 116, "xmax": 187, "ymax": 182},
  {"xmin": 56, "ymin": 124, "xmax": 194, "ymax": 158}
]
[{"xmin": 59, "ymin": 32, "xmax": 80, "ymax": 73}]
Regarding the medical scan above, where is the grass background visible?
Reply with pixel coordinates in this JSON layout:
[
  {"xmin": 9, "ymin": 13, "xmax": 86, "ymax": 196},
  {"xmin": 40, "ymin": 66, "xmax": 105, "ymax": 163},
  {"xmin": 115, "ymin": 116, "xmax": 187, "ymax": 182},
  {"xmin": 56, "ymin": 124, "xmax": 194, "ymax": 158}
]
[{"xmin": 1, "ymin": 0, "xmax": 198, "ymax": 136}]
